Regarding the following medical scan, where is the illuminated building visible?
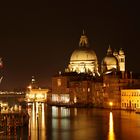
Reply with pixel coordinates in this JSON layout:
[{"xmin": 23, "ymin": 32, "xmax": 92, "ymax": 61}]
[
  {"xmin": 26, "ymin": 76, "xmax": 50, "ymax": 102},
  {"xmin": 121, "ymin": 89, "xmax": 140, "ymax": 110},
  {"xmin": 51, "ymin": 73, "xmax": 95, "ymax": 106},
  {"xmin": 50, "ymin": 31, "xmax": 140, "ymax": 109},
  {"xmin": 26, "ymin": 88, "xmax": 49, "ymax": 102}
]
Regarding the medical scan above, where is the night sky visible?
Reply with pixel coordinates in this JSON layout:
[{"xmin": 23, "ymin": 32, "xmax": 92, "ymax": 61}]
[{"xmin": 0, "ymin": 1, "xmax": 139, "ymax": 90}]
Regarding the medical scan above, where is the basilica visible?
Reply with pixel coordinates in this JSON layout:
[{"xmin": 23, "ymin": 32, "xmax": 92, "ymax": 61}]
[
  {"xmin": 66, "ymin": 31, "xmax": 125, "ymax": 75},
  {"xmin": 49, "ymin": 31, "xmax": 140, "ymax": 109}
]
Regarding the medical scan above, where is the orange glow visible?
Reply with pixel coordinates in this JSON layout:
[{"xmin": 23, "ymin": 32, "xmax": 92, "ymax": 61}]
[
  {"xmin": 109, "ymin": 102, "xmax": 113, "ymax": 106},
  {"xmin": 108, "ymin": 112, "xmax": 115, "ymax": 140},
  {"xmin": 28, "ymin": 85, "xmax": 32, "ymax": 89}
]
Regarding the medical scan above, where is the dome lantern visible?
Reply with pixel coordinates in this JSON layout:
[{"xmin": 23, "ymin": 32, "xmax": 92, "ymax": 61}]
[
  {"xmin": 107, "ymin": 45, "xmax": 112, "ymax": 55},
  {"xmin": 79, "ymin": 30, "xmax": 89, "ymax": 47}
]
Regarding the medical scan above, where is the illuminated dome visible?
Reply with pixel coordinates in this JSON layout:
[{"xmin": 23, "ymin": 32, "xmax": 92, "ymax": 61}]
[
  {"xmin": 119, "ymin": 48, "xmax": 124, "ymax": 55},
  {"xmin": 68, "ymin": 31, "xmax": 98, "ymax": 75},
  {"xmin": 70, "ymin": 47, "xmax": 97, "ymax": 61},
  {"xmin": 101, "ymin": 46, "xmax": 118, "ymax": 73},
  {"xmin": 113, "ymin": 49, "xmax": 118, "ymax": 57}
]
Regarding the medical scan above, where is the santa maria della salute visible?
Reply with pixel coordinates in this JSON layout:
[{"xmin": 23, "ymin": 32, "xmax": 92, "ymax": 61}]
[
  {"xmin": 27, "ymin": 31, "xmax": 140, "ymax": 110},
  {"xmin": 66, "ymin": 31, "xmax": 125, "ymax": 75}
]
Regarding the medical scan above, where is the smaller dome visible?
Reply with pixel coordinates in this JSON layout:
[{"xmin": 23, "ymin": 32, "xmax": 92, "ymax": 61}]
[
  {"xmin": 102, "ymin": 56, "xmax": 118, "ymax": 66},
  {"xmin": 101, "ymin": 46, "xmax": 118, "ymax": 73},
  {"xmin": 119, "ymin": 48, "xmax": 124, "ymax": 55},
  {"xmin": 113, "ymin": 50, "xmax": 118, "ymax": 56}
]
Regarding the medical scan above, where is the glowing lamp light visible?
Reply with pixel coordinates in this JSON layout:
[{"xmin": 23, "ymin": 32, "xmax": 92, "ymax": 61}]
[
  {"xmin": 28, "ymin": 85, "xmax": 32, "ymax": 89},
  {"xmin": 65, "ymin": 98, "xmax": 70, "ymax": 103},
  {"xmin": 109, "ymin": 102, "xmax": 113, "ymax": 106},
  {"xmin": 109, "ymin": 102, "xmax": 113, "ymax": 110}
]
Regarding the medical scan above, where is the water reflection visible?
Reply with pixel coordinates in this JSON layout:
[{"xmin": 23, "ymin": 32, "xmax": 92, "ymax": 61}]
[
  {"xmin": 108, "ymin": 112, "xmax": 115, "ymax": 140},
  {"xmin": 52, "ymin": 107, "xmax": 71, "ymax": 140},
  {"xmin": 28, "ymin": 102, "xmax": 46, "ymax": 140},
  {"xmin": 25, "ymin": 105, "xmax": 140, "ymax": 140}
]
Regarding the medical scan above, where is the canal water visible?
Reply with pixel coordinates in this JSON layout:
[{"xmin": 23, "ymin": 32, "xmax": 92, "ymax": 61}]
[{"xmin": 2, "ymin": 103, "xmax": 140, "ymax": 140}]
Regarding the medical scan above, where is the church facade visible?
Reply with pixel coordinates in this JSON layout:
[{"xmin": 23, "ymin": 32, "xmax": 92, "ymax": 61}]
[{"xmin": 50, "ymin": 31, "xmax": 140, "ymax": 109}]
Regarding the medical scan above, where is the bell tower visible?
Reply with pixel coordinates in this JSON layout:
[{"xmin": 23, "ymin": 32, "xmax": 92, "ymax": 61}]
[{"xmin": 118, "ymin": 48, "xmax": 125, "ymax": 72}]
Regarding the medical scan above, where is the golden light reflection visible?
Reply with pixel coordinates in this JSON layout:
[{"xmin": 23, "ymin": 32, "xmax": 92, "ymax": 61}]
[
  {"xmin": 74, "ymin": 108, "xmax": 77, "ymax": 116},
  {"xmin": 28, "ymin": 102, "xmax": 46, "ymax": 140},
  {"xmin": 108, "ymin": 112, "xmax": 115, "ymax": 140},
  {"xmin": 41, "ymin": 103, "xmax": 46, "ymax": 139},
  {"xmin": 52, "ymin": 107, "xmax": 70, "ymax": 127}
]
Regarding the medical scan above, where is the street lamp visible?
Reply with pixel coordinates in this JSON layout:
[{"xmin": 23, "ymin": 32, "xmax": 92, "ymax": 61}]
[{"xmin": 109, "ymin": 102, "xmax": 113, "ymax": 110}]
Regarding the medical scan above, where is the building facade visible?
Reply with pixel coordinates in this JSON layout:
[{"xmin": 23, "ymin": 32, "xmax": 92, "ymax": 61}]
[
  {"xmin": 50, "ymin": 31, "xmax": 140, "ymax": 109},
  {"xmin": 25, "ymin": 76, "xmax": 50, "ymax": 102},
  {"xmin": 121, "ymin": 89, "xmax": 140, "ymax": 110}
]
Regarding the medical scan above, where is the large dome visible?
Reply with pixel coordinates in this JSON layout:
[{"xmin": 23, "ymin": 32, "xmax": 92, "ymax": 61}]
[
  {"xmin": 68, "ymin": 31, "xmax": 98, "ymax": 75},
  {"xmin": 70, "ymin": 47, "xmax": 97, "ymax": 61}
]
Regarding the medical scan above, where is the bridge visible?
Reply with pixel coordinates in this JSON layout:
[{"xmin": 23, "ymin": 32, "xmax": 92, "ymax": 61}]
[
  {"xmin": 0, "ymin": 91, "xmax": 26, "ymax": 105},
  {"xmin": 0, "ymin": 91, "xmax": 25, "ymax": 98}
]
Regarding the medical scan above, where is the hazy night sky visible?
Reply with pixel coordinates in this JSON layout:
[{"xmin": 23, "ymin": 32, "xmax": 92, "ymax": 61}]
[{"xmin": 0, "ymin": 1, "xmax": 139, "ymax": 90}]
